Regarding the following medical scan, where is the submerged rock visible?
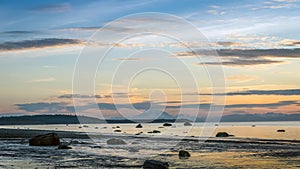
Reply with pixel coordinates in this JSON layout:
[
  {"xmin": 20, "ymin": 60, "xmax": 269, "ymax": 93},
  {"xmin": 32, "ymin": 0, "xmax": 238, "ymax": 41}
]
[
  {"xmin": 58, "ymin": 144, "xmax": 72, "ymax": 149},
  {"xmin": 184, "ymin": 122, "xmax": 192, "ymax": 126},
  {"xmin": 29, "ymin": 133, "xmax": 60, "ymax": 146},
  {"xmin": 277, "ymin": 129, "xmax": 285, "ymax": 132},
  {"xmin": 143, "ymin": 160, "xmax": 169, "ymax": 169},
  {"xmin": 136, "ymin": 123, "xmax": 143, "ymax": 128},
  {"xmin": 107, "ymin": 138, "xmax": 126, "ymax": 145},
  {"xmin": 216, "ymin": 132, "xmax": 230, "ymax": 137},
  {"xmin": 179, "ymin": 150, "xmax": 191, "ymax": 158},
  {"xmin": 163, "ymin": 123, "xmax": 172, "ymax": 127}
]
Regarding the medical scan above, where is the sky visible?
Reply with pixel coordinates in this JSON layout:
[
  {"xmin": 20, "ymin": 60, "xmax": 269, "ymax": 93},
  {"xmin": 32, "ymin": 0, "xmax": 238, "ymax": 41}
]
[{"xmin": 0, "ymin": 0, "xmax": 299, "ymax": 119}]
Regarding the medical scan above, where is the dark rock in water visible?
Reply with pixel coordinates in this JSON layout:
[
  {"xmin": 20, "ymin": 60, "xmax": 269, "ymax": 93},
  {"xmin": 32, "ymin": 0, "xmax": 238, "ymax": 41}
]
[
  {"xmin": 143, "ymin": 160, "xmax": 169, "ymax": 169},
  {"xmin": 58, "ymin": 144, "xmax": 72, "ymax": 149},
  {"xmin": 216, "ymin": 132, "xmax": 230, "ymax": 137},
  {"xmin": 128, "ymin": 148, "xmax": 139, "ymax": 152},
  {"xmin": 70, "ymin": 140, "xmax": 89, "ymax": 144},
  {"xmin": 107, "ymin": 138, "xmax": 126, "ymax": 145},
  {"xmin": 277, "ymin": 129, "xmax": 285, "ymax": 132},
  {"xmin": 136, "ymin": 123, "xmax": 143, "ymax": 128},
  {"xmin": 252, "ymin": 125, "xmax": 256, "ymax": 127},
  {"xmin": 29, "ymin": 133, "xmax": 60, "ymax": 146},
  {"xmin": 91, "ymin": 145, "xmax": 102, "ymax": 149},
  {"xmin": 95, "ymin": 127, "xmax": 99, "ymax": 129},
  {"xmin": 135, "ymin": 132, "xmax": 143, "ymax": 135},
  {"xmin": 83, "ymin": 125, "xmax": 89, "ymax": 128},
  {"xmin": 116, "ymin": 126, "xmax": 120, "ymax": 128},
  {"xmin": 114, "ymin": 129, "xmax": 122, "ymax": 132},
  {"xmin": 184, "ymin": 122, "xmax": 192, "ymax": 126},
  {"xmin": 148, "ymin": 130, "xmax": 161, "ymax": 133},
  {"xmin": 179, "ymin": 150, "xmax": 191, "ymax": 158},
  {"xmin": 152, "ymin": 130, "xmax": 161, "ymax": 133},
  {"xmin": 163, "ymin": 123, "xmax": 172, "ymax": 127},
  {"xmin": 158, "ymin": 126, "xmax": 164, "ymax": 128}
]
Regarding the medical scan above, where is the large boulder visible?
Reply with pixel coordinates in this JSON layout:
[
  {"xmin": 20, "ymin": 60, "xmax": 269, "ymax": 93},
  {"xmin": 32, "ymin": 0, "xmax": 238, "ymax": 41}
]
[
  {"xmin": 143, "ymin": 160, "xmax": 169, "ymax": 169},
  {"xmin": 107, "ymin": 138, "xmax": 126, "ymax": 145},
  {"xmin": 29, "ymin": 133, "xmax": 60, "ymax": 146}
]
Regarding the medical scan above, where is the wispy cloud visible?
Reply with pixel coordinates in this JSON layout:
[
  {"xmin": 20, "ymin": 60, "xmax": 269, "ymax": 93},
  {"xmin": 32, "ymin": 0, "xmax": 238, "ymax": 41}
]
[
  {"xmin": 58, "ymin": 94, "xmax": 102, "ymax": 99},
  {"xmin": 30, "ymin": 3, "xmax": 71, "ymax": 13},
  {"xmin": 200, "ymin": 89, "xmax": 300, "ymax": 96},
  {"xmin": 227, "ymin": 75, "xmax": 258, "ymax": 83},
  {"xmin": 0, "ymin": 38, "xmax": 83, "ymax": 52},
  {"xmin": 199, "ymin": 58, "xmax": 283, "ymax": 66},
  {"xmin": 177, "ymin": 48, "xmax": 300, "ymax": 66},
  {"xmin": 27, "ymin": 77, "xmax": 56, "ymax": 83}
]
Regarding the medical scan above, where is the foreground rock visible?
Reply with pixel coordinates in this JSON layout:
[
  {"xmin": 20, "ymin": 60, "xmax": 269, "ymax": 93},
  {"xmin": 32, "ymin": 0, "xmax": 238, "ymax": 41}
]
[
  {"xmin": 179, "ymin": 150, "xmax": 191, "ymax": 158},
  {"xmin": 163, "ymin": 123, "xmax": 172, "ymax": 127},
  {"xmin": 143, "ymin": 160, "xmax": 169, "ymax": 169},
  {"xmin": 107, "ymin": 138, "xmax": 126, "ymax": 145},
  {"xmin": 184, "ymin": 122, "xmax": 192, "ymax": 126},
  {"xmin": 216, "ymin": 132, "xmax": 230, "ymax": 137},
  {"xmin": 136, "ymin": 123, "xmax": 143, "ymax": 128},
  {"xmin": 29, "ymin": 133, "xmax": 60, "ymax": 146}
]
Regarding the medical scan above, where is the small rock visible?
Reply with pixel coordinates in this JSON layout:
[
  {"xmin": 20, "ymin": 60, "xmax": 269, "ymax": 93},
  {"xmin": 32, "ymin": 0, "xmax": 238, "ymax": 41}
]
[
  {"xmin": 143, "ymin": 160, "xmax": 169, "ymax": 169},
  {"xmin": 152, "ymin": 130, "xmax": 161, "ymax": 133},
  {"xmin": 107, "ymin": 138, "xmax": 126, "ymax": 145},
  {"xmin": 216, "ymin": 132, "xmax": 230, "ymax": 137},
  {"xmin": 179, "ymin": 150, "xmax": 191, "ymax": 158},
  {"xmin": 135, "ymin": 132, "xmax": 143, "ymax": 135},
  {"xmin": 277, "ymin": 129, "xmax": 285, "ymax": 132},
  {"xmin": 116, "ymin": 126, "xmax": 120, "ymax": 128},
  {"xmin": 184, "ymin": 122, "xmax": 192, "ymax": 126},
  {"xmin": 58, "ymin": 144, "xmax": 72, "ymax": 149},
  {"xmin": 29, "ymin": 133, "xmax": 60, "ymax": 146},
  {"xmin": 114, "ymin": 129, "xmax": 122, "ymax": 132},
  {"xmin": 163, "ymin": 123, "xmax": 172, "ymax": 127},
  {"xmin": 83, "ymin": 125, "xmax": 89, "ymax": 128},
  {"xmin": 128, "ymin": 148, "xmax": 139, "ymax": 152},
  {"xmin": 136, "ymin": 123, "xmax": 143, "ymax": 128}
]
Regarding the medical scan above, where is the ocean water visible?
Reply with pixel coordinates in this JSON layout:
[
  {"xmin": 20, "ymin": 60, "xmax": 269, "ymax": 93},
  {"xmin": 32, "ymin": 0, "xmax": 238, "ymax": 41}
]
[{"xmin": 1, "ymin": 121, "xmax": 299, "ymax": 140}]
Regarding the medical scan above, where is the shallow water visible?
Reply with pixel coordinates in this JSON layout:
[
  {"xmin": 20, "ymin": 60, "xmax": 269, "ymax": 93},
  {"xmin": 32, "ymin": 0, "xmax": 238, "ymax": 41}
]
[{"xmin": 0, "ymin": 122, "xmax": 299, "ymax": 168}]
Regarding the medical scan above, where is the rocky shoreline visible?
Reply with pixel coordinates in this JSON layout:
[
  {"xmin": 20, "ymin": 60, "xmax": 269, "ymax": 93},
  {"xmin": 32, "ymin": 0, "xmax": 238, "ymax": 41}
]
[{"xmin": 0, "ymin": 128, "xmax": 299, "ymax": 168}]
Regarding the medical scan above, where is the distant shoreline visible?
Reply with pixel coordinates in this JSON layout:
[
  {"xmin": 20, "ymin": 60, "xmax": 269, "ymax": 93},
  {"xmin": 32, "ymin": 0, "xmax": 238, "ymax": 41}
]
[{"xmin": 0, "ymin": 114, "xmax": 300, "ymax": 125}]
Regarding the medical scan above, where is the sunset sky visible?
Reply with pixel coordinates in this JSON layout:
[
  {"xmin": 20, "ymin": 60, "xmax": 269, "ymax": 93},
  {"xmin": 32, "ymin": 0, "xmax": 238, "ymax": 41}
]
[{"xmin": 0, "ymin": 0, "xmax": 299, "ymax": 119}]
